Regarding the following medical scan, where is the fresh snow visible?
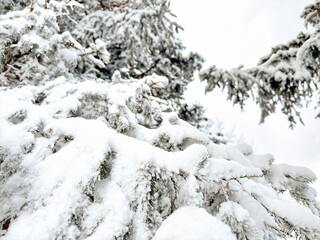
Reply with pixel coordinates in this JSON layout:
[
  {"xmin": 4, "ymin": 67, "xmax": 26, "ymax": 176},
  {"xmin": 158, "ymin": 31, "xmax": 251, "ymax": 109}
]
[
  {"xmin": 152, "ymin": 206, "xmax": 236, "ymax": 240},
  {"xmin": 1, "ymin": 1, "xmax": 320, "ymax": 239},
  {"xmin": 1, "ymin": 77, "xmax": 319, "ymax": 239}
]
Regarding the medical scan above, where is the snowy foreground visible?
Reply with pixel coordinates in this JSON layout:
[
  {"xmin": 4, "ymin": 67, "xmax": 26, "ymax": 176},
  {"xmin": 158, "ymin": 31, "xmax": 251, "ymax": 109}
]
[{"xmin": 1, "ymin": 76, "xmax": 320, "ymax": 240}]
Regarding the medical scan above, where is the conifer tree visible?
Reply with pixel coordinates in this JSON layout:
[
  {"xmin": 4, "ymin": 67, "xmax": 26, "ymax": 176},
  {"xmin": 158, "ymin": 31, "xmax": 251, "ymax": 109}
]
[
  {"xmin": 200, "ymin": 0, "xmax": 320, "ymax": 128},
  {"xmin": 0, "ymin": 1, "xmax": 319, "ymax": 240},
  {"xmin": 69, "ymin": 0, "xmax": 203, "ymax": 100}
]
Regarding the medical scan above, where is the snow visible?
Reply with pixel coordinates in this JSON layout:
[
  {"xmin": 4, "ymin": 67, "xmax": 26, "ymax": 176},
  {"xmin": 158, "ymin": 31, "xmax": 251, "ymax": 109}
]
[
  {"xmin": 1, "ymin": 2, "xmax": 320, "ymax": 239},
  {"xmin": 152, "ymin": 206, "xmax": 236, "ymax": 240},
  {"xmin": 1, "ymin": 56, "xmax": 320, "ymax": 240},
  {"xmin": 248, "ymin": 154, "xmax": 274, "ymax": 171},
  {"xmin": 267, "ymin": 163, "xmax": 317, "ymax": 191},
  {"xmin": 143, "ymin": 74, "xmax": 169, "ymax": 90},
  {"xmin": 83, "ymin": 181, "xmax": 132, "ymax": 240},
  {"xmin": 199, "ymin": 157, "xmax": 262, "ymax": 182},
  {"xmin": 217, "ymin": 201, "xmax": 264, "ymax": 240},
  {"xmin": 0, "ymin": 77, "xmax": 216, "ymax": 239},
  {"xmin": 260, "ymin": 197, "xmax": 320, "ymax": 230}
]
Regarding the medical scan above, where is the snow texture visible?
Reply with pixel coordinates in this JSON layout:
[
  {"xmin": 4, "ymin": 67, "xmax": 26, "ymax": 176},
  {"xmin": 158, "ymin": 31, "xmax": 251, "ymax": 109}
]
[
  {"xmin": 1, "ymin": 76, "xmax": 319, "ymax": 240},
  {"xmin": 153, "ymin": 206, "xmax": 236, "ymax": 240},
  {"xmin": 1, "ymin": 1, "xmax": 320, "ymax": 240}
]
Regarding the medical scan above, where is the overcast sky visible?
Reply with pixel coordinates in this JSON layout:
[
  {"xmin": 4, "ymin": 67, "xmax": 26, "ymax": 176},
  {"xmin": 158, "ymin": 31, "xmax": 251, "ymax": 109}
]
[{"xmin": 171, "ymin": 0, "xmax": 320, "ymax": 191}]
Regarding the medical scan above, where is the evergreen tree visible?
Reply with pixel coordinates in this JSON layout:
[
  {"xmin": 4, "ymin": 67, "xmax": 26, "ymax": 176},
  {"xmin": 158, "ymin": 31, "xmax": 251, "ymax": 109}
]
[
  {"xmin": 200, "ymin": 0, "xmax": 320, "ymax": 128},
  {"xmin": 0, "ymin": 0, "xmax": 31, "ymax": 14},
  {"xmin": 65, "ymin": 0, "xmax": 204, "ymax": 100},
  {"xmin": 0, "ymin": 1, "xmax": 319, "ymax": 240}
]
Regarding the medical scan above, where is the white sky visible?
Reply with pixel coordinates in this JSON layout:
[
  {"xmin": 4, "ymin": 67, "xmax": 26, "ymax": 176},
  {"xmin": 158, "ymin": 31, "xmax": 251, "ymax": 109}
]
[{"xmin": 171, "ymin": 0, "xmax": 320, "ymax": 191}]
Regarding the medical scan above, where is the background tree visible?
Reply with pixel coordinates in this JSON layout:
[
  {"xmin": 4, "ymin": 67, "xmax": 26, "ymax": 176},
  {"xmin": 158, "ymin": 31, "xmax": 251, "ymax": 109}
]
[
  {"xmin": 200, "ymin": 0, "xmax": 320, "ymax": 128},
  {"xmin": 68, "ymin": 0, "xmax": 203, "ymax": 100},
  {"xmin": 0, "ymin": 0, "xmax": 31, "ymax": 14}
]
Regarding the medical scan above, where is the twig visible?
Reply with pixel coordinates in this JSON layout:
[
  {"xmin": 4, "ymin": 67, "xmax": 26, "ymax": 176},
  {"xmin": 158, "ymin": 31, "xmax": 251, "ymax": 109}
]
[{"xmin": 136, "ymin": 59, "xmax": 160, "ymax": 79}]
